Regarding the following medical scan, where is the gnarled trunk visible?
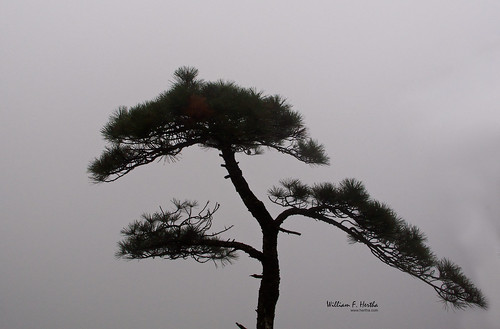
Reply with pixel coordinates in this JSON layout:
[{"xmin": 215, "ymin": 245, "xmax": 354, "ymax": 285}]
[{"xmin": 220, "ymin": 148, "xmax": 281, "ymax": 329}]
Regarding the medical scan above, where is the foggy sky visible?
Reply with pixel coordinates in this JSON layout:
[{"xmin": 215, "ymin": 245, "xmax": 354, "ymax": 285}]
[{"xmin": 1, "ymin": 1, "xmax": 499, "ymax": 328}]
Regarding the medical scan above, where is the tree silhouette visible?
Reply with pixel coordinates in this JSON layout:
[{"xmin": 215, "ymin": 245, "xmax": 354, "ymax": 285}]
[{"xmin": 89, "ymin": 67, "xmax": 487, "ymax": 329}]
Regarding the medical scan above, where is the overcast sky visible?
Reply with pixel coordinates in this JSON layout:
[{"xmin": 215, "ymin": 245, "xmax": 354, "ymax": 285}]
[{"xmin": 1, "ymin": 1, "xmax": 499, "ymax": 328}]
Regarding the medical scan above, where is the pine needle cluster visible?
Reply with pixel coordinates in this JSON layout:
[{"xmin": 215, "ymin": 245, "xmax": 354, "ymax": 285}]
[
  {"xmin": 269, "ymin": 178, "xmax": 487, "ymax": 309},
  {"xmin": 89, "ymin": 67, "xmax": 328, "ymax": 182},
  {"xmin": 116, "ymin": 200, "xmax": 238, "ymax": 265}
]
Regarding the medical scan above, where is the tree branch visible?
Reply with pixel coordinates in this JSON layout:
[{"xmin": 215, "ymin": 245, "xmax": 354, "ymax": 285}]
[
  {"xmin": 290, "ymin": 206, "xmax": 487, "ymax": 309},
  {"xmin": 220, "ymin": 148, "xmax": 276, "ymax": 231},
  {"xmin": 204, "ymin": 239, "xmax": 264, "ymax": 262},
  {"xmin": 116, "ymin": 200, "xmax": 263, "ymax": 264},
  {"xmin": 278, "ymin": 227, "xmax": 301, "ymax": 236},
  {"xmin": 267, "ymin": 178, "xmax": 487, "ymax": 309},
  {"xmin": 274, "ymin": 207, "xmax": 302, "ymax": 226},
  {"xmin": 88, "ymin": 137, "xmax": 204, "ymax": 183}
]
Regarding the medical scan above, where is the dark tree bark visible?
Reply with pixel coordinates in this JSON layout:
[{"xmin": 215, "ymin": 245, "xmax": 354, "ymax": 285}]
[
  {"xmin": 256, "ymin": 230, "xmax": 280, "ymax": 329},
  {"xmin": 220, "ymin": 147, "xmax": 280, "ymax": 329}
]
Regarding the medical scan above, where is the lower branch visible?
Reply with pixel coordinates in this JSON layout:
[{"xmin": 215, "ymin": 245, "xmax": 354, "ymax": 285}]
[
  {"xmin": 116, "ymin": 200, "xmax": 263, "ymax": 264},
  {"xmin": 202, "ymin": 239, "xmax": 264, "ymax": 262}
]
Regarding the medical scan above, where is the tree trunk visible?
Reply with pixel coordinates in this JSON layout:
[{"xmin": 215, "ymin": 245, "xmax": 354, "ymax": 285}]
[
  {"xmin": 256, "ymin": 228, "xmax": 280, "ymax": 329},
  {"xmin": 219, "ymin": 148, "xmax": 281, "ymax": 329}
]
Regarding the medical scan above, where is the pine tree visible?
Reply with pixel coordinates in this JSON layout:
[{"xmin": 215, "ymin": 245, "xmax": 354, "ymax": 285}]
[{"xmin": 89, "ymin": 67, "xmax": 487, "ymax": 329}]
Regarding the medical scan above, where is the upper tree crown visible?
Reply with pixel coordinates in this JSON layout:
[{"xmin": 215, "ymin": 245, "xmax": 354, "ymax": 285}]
[{"xmin": 89, "ymin": 67, "xmax": 329, "ymax": 182}]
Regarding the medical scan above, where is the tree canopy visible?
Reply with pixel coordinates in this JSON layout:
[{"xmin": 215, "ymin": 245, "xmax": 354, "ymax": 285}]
[
  {"xmin": 89, "ymin": 67, "xmax": 486, "ymax": 329},
  {"xmin": 89, "ymin": 67, "xmax": 328, "ymax": 183}
]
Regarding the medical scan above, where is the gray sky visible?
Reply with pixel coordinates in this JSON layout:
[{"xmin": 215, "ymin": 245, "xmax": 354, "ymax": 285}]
[{"xmin": 1, "ymin": 1, "xmax": 499, "ymax": 328}]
